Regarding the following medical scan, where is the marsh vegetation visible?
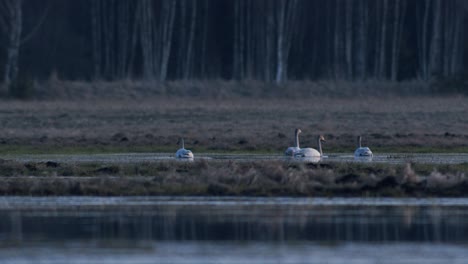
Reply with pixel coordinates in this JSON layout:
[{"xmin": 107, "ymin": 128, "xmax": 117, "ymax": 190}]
[{"xmin": 1, "ymin": 158, "xmax": 467, "ymax": 196}]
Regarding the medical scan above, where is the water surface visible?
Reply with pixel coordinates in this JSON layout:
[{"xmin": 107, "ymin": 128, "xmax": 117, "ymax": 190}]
[
  {"xmin": 6, "ymin": 152, "xmax": 468, "ymax": 164},
  {"xmin": 1, "ymin": 197, "xmax": 468, "ymax": 263}
]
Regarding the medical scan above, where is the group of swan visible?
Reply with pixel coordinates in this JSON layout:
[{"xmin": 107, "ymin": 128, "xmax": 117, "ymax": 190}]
[
  {"xmin": 284, "ymin": 128, "xmax": 326, "ymax": 157},
  {"xmin": 176, "ymin": 129, "xmax": 373, "ymax": 160},
  {"xmin": 284, "ymin": 128, "xmax": 373, "ymax": 158}
]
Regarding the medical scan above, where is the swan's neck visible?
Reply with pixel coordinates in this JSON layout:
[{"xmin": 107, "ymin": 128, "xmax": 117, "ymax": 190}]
[
  {"xmin": 294, "ymin": 131, "xmax": 300, "ymax": 148},
  {"xmin": 181, "ymin": 138, "xmax": 185, "ymax": 149},
  {"xmin": 357, "ymin": 137, "xmax": 362, "ymax": 148},
  {"xmin": 317, "ymin": 137, "xmax": 323, "ymax": 156}
]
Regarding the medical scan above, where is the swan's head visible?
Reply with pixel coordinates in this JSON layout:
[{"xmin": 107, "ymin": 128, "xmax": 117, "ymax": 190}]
[
  {"xmin": 318, "ymin": 135, "xmax": 326, "ymax": 142},
  {"xmin": 295, "ymin": 128, "xmax": 302, "ymax": 134}
]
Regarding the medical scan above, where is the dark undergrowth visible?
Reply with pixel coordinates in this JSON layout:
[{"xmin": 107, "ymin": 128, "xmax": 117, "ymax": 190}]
[{"xmin": 0, "ymin": 159, "xmax": 467, "ymax": 197}]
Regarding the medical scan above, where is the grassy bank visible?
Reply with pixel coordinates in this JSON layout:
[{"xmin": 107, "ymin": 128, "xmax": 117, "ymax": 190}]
[{"xmin": 1, "ymin": 159, "xmax": 467, "ymax": 197}]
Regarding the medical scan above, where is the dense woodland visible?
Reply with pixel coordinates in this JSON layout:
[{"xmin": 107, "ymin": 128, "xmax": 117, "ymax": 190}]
[{"xmin": 0, "ymin": 0, "xmax": 467, "ymax": 96}]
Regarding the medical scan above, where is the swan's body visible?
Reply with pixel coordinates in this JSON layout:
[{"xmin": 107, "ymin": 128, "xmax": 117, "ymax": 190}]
[
  {"xmin": 175, "ymin": 138, "xmax": 194, "ymax": 159},
  {"xmin": 285, "ymin": 128, "xmax": 302, "ymax": 156},
  {"xmin": 294, "ymin": 135, "xmax": 326, "ymax": 157},
  {"xmin": 354, "ymin": 136, "xmax": 373, "ymax": 157}
]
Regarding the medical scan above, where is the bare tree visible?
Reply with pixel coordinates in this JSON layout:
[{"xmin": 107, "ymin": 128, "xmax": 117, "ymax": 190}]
[
  {"xmin": 451, "ymin": 1, "xmax": 465, "ymax": 77},
  {"xmin": 159, "ymin": 0, "xmax": 176, "ymax": 81},
  {"xmin": 391, "ymin": 0, "xmax": 406, "ymax": 81},
  {"xmin": 0, "ymin": 0, "xmax": 22, "ymax": 92},
  {"xmin": 356, "ymin": 0, "xmax": 368, "ymax": 80},
  {"xmin": 429, "ymin": 0, "xmax": 442, "ymax": 78},
  {"xmin": 334, "ymin": 0, "xmax": 344, "ymax": 79},
  {"xmin": 275, "ymin": 0, "xmax": 300, "ymax": 84},
  {"xmin": 378, "ymin": 0, "xmax": 389, "ymax": 79},
  {"xmin": 345, "ymin": 0, "xmax": 353, "ymax": 80},
  {"xmin": 183, "ymin": 1, "xmax": 197, "ymax": 80}
]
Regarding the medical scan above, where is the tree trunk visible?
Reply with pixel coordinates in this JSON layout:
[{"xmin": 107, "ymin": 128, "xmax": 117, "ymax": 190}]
[
  {"xmin": 356, "ymin": 0, "xmax": 368, "ymax": 80},
  {"xmin": 345, "ymin": 0, "xmax": 353, "ymax": 80},
  {"xmin": 91, "ymin": 0, "xmax": 102, "ymax": 79},
  {"xmin": 273, "ymin": 0, "xmax": 299, "ymax": 83},
  {"xmin": 373, "ymin": 0, "xmax": 381, "ymax": 78},
  {"xmin": 429, "ymin": 0, "xmax": 442, "ymax": 79},
  {"xmin": 159, "ymin": 0, "xmax": 176, "ymax": 81},
  {"xmin": 233, "ymin": 0, "xmax": 240, "ymax": 79},
  {"xmin": 200, "ymin": 0, "xmax": 209, "ymax": 78},
  {"xmin": 334, "ymin": 0, "xmax": 343, "ymax": 79},
  {"xmin": 265, "ymin": 0, "xmax": 274, "ymax": 82},
  {"xmin": 420, "ymin": 0, "xmax": 431, "ymax": 80},
  {"xmin": 391, "ymin": 0, "xmax": 402, "ymax": 81},
  {"xmin": 117, "ymin": 1, "xmax": 130, "ymax": 79},
  {"xmin": 140, "ymin": 0, "xmax": 154, "ymax": 80},
  {"xmin": 275, "ymin": 0, "xmax": 286, "ymax": 84},
  {"xmin": 184, "ymin": 1, "xmax": 197, "ymax": 80},
  {"xmin": 177, "ymin": 0, "xmax": 187, "ymax": 78},
  {"xmin": 2, "ymin": 0, "xmax": 22, "ymax": 91},
  {"xmin": 378, "ymin": 0, "xmax": 389, "ymax": 79},
  {"xmin": 128, "ymin": 1, "xmax": 141, "ymax": 79},
  {"xmin": 451, "ymin": 3, "xmax": 464, "ymax": 76}
]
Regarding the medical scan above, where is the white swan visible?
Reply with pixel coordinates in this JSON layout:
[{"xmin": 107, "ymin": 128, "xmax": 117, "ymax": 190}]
[
  {"xmin": 294, "ymin": 135, "xmax": 326, "ymax": 157},
  {"xmin": 285, "ymin": 128, "xmax": 302, "ymax": 156},
  {"xmin": 354, "ymin": 135, "xmax": 373, "ymax": 157},
  {"xmin": 175, "ymin": 138, "xmax": 194, "ymax": 159}
]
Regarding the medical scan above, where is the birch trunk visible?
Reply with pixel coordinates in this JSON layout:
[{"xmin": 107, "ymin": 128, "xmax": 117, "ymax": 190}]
[
  {"xmin": 443, "ymin": 2, "xmax": 453, "ymax": 77},
  {"xmin": 184, "ymin": 1, "xmax": 197, "ymax": 80},
  {"xmin": 178, "ymin": 0, "xmax": 187, "ymax": 78},
  {"xmin": 373, "ymin": 0, "xmax": 381, "ymax": 78},
  {"xmin": 2, "ymin": 0, "xmax": 22, "ymax": 90},
  {"xmin": 429, "ymin": 0, "xmax": 442, "ymax": 78},
  {"xmin": 420, "ymin": 0, "xmax": 431, "ymax": 80},
  {"xmin": 233, "ymin": 0, "xmax": 240, "ymax": 79},
  {"xmin": 140, "ymin": 0, "xmax": 154, "ymax": 80},
  {"xmin": 159, "ymin": 0, "xmax": 176, "ymax": 81},
  {"xmin": 334, "ymin": 0, "xmax": 343, "ymax": 79},
  {"xmin": 356, "ymin": 0, "xmax": 368, "ymax": 80},
  {"xmin": 378, "ymin": 0, "xmax": 389, "ymax": 79},
  {"xmin": 265, "ymin": 0, "xmax": 274, "ymax": 82},
  {"xmin": 275, "ymin": 0, "xmax": 286, "ymax": 84},
  {"xmin": 91, "ymin": 0, "xmax": 102, "ymax": 79},
  {"xmin": 451, "ymin": 4, "xmax": 464, "ymax": 76},
  {"xmin": 200, "ymin": 0, "xmax": 209, "ymax": 78},
  {"xmin": 390, "ymin": 0, "xmax": 401, "ymax": 81},
  {"xmin": 345, "ymin": 0, "xmax": 353, "ymax": 80}
]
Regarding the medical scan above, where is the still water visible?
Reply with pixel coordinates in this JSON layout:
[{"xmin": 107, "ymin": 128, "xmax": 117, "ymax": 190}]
[
  {"xmin": 1, "ymin": 197, "xmax": 468, "ymax": 263},
  {"xmin": 8, "ymin": 152, "xmax": 468, "ymax": 164}
]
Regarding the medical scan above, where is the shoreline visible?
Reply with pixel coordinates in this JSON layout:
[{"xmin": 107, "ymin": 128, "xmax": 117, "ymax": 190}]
[{"xmin": 0, "ymin": 158, "xmax": 467, "ymax": 197}]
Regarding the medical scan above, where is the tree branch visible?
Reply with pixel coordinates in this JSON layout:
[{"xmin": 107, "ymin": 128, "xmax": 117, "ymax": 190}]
[{"xmin": 20, "ymin": 2, "xmax": 50, "ymax": 44}]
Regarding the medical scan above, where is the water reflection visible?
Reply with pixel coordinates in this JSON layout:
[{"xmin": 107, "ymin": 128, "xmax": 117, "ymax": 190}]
[
  {"xmin": 1, "ymin": 198, "xmax": 468, "ymax": 243},
  {"xmin": 286, "ymin": 156, "xmax": 321, "ymax": 163},
  {"xmin": 354, "ymin": 156, "xmax": 373, "ymax": 162}
]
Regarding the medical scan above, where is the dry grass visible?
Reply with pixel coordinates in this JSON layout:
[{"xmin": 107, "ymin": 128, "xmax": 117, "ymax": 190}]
[
  {"xmin": 34, "ymin": 79, "xmax": 465, "ymax": 100},
  {"xmin": 0, "ymin": 94, "xmax": 467, "ymax": 153},
  {"xmin": 0, "ymin": 159, "xmax": 467, "ymax": 196}
]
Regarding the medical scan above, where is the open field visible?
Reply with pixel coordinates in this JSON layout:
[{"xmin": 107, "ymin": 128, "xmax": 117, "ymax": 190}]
[
  {"xmin": 0, "ymin": 96, "xmax": 467, "ymax": 154},
  {"xmin": 0, "ymin": 95, "xmax": 467, "ymax": 196}
]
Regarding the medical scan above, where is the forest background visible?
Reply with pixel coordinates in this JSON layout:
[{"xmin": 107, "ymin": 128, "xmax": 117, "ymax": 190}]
[{"xmin": 0, "ymin": 0, "xmax": 467, "ymax": 99}]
